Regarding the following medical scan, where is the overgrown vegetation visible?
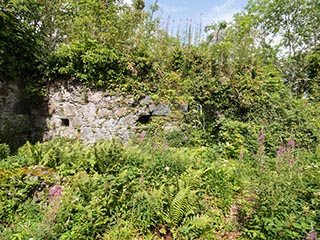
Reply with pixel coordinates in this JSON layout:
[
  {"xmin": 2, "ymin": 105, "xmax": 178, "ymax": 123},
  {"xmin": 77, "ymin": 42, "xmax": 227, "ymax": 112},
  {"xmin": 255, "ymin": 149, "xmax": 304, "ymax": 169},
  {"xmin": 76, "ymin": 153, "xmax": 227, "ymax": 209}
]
[
  {"xmin": 0, "ymin": 138, "xmax": 319, "ymax": 239},
  {"xmin": 1, "ymin": 0, "xmax": 320, "ymax": 239}
]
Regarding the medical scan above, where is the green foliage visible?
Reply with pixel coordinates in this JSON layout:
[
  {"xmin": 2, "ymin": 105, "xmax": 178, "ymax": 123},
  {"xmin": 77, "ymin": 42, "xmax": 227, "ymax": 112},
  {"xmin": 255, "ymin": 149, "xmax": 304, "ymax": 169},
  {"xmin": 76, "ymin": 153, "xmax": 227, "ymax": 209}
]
[
  {"xmin": 1, "ymin": 0, "xmax": 320, "ymax": 239},
  {"xmin": 0, "ymin": 166, "xmax": 56, "ymax": 229},
  {"xmin": 243, "ymin": 140, "xmax": 320, "ymax": 239},
  {"xmin": 246, "ymin": 0, "xmax": 320, "ymax": 95},
  {"xmin": 1, "ymin": 138, "xmax": 319, "ymax": 239},
  {"xmin": 0, "ymin": 0, "xmax": 53, "ymax": 97},
  {"xmin": 247, "ymin": 0, "xmax": 320, "ymax": 55},
  {"xmin": 215, "ymin": 119, "xmax": 255, "ymax": 158},
  {"xmin": 306, "ymin": 46, "xmax": 320, "ymax": 101},
  {"xmin": 0, "ymin": 144, "xmax": 10, "ymax": 160}
]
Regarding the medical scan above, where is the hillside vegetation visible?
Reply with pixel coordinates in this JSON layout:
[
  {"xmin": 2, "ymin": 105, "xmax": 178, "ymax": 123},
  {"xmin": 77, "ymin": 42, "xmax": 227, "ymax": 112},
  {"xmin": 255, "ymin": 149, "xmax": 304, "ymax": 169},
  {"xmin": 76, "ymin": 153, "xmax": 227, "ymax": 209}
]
[{"xmin": 0, "ymin": 0, "xmax": 319, "ymax": 239}]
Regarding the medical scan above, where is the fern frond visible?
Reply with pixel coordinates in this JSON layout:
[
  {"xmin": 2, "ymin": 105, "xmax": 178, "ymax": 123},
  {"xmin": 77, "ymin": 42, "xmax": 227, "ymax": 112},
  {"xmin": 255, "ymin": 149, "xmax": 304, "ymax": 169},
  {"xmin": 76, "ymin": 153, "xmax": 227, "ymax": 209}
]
[
  {"xmin": 180, "ymin": 167, "xmax": 207, "ymax": 189},
  {"xmin": 170, "ymin": 187, "xmax": 196, "ymax": 225},
  {"xmin": 187, "ymin": 214, "xmax": 211, "ymax": 230}
]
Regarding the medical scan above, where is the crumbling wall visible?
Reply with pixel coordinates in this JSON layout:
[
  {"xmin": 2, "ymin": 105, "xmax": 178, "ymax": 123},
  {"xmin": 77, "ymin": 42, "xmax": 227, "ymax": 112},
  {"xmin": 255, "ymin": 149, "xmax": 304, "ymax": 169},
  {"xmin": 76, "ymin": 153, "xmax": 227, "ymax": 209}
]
[
  {"xmin": 0, "ymin": 79, "xmax": 175, "ymax": 144},
  {"xmin": 44, "ymin": 82, "xmax": 172, "ymax": 142}
]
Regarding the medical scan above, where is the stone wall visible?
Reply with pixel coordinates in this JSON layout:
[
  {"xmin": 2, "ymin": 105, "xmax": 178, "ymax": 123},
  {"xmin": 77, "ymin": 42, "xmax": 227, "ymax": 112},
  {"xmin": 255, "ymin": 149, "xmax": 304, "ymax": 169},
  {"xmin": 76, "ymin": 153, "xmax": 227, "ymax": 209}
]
[
  {"xmin": 0, "ymin": 79, "xmax": 48, "ymax": 147},
  {"xmin": 0, "ymin": 79, "xmax": 31, "ymax": 132},
  {"xmin": 44, "ymin": 82, "xmax": 172, "ymax": 142},
  {"xmin": 0, "ymin": 79, "xmax": 175, "ymax": 144}
]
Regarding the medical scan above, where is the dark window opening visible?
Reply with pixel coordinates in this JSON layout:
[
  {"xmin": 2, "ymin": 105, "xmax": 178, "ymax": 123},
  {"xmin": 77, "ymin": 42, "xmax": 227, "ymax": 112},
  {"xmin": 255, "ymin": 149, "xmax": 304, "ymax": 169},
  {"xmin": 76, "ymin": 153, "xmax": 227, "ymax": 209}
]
[
  {"xmin": 61, "ymin": 118, "xmax": 70, "ymax": 127},
  {"xmin": 137, "ymin": 115, "xmax": 151, "ymax": 125}
]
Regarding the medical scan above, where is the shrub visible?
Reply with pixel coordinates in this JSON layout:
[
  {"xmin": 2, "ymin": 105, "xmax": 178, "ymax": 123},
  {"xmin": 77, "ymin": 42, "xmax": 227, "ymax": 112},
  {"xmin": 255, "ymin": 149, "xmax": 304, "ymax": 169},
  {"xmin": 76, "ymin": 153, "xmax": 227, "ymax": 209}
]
[{"xmin": 0, "ymin": 143, "xmax": 10, "ymax": 160}]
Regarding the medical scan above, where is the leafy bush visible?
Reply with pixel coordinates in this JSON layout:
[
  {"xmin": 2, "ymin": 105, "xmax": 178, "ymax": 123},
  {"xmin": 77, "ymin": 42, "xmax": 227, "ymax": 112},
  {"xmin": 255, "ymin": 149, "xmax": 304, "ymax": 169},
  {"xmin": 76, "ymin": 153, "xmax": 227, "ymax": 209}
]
[
  {"xmin": 1, "ymin": 138, "xmax": 319, "ymax": 239},
  {"xmin": 243, "ymin": 139, "xmax": 320, "ymax": 239},
  {"xmin": 0, "ymin": 144, "xmax": 10, "ymax": 160},
  {"xmin": 1, "ymin": 0, "xmax": 320, "ymax": 239}
]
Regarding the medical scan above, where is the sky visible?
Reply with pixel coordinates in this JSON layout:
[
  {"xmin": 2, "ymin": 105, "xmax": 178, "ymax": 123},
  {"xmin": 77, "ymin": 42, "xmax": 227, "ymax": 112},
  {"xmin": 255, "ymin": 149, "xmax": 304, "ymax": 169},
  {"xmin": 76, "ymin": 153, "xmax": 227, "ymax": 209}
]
[{"xmin": 124, "ymin": 0, "xmax": 248, "ymax": 27}]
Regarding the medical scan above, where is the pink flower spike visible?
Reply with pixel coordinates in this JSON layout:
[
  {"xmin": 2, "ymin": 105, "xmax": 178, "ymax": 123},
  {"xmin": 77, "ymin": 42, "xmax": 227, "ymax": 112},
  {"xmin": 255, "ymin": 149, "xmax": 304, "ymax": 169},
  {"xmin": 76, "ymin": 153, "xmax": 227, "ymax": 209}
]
[
  {"xmin": 306, "ymin": 230, "xmax": 317, "ymax": 240},
  {"xmin": 287, "ymin": 139, "xmax": 295, "ymax": 147},
  {"xmin": 258, "ymin": 134, "xmax": 265, "ymax": 142},
  {"xmin": 277, "ymin": 148, "xmax": 286, "ymax": 155},
  {"xmin": 139, "ymin": 176, "xmax": 144, "ymax": 183},
  {"xmin": 288, "ymin": 159, "xmax": 295, "ymax": 166},
  {"xmin": 49, "ymin": 185, "xmax": 62, "ymax": 200},
  {"xmin": 138, "ymin": 134, "xmax": 145, "ymax": 142}
]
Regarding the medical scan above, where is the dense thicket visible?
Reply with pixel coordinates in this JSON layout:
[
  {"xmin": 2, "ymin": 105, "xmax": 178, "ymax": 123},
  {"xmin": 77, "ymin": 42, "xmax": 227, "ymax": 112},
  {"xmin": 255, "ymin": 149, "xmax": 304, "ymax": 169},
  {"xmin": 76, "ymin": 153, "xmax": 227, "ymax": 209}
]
[
  {"xmin": 0, "ymin": 0, "xmax": 320, "ymax": 239},
  {"xmin": 0, "ymin": 138, "xmax": 319, "ymax": 239},
  {"xmin": 1, "ymin": 0, "xmax": 319, "ymax": 96},
  {"xmin": 1, "ymin": 0, "xmax": 319, "ymax": 148}
]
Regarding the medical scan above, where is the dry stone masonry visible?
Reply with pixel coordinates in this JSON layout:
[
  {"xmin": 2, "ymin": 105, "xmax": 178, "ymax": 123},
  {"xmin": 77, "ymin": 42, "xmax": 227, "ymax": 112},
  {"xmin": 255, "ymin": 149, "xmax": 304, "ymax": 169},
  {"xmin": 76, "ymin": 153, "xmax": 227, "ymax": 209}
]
[
  {"xmin": 0, "ymin": 79, "xmax": 31, "ymax": 132},
  {"xmin": 0, "ymin": 79, "xmax": 174, "ymax": 143},
  {"xmin": 45, "ymin": 82, "xmax": 172, "ymax": 142},
  {"xmin": 44, "ymin": 84, "xmax": 176, "ymax": 142}
]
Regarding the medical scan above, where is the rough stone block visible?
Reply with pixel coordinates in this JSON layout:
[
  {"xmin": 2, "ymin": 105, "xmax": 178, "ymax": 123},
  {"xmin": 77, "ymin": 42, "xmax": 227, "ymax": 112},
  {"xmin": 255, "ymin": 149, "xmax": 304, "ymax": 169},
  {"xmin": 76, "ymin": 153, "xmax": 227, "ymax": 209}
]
[
  {"xmin": 81, "ymin": 127, "xmax": 94, "ymax": 140},
  {"xmin": 114, "ymin": 107, "xmax": 127, "ymax": 118},
  {"xmin": 150, "ymin": 104, "xmax": 171, "ymax": 116},
  {"xmin": 88, "ymin": 92, "xmax": 103, "ymax": 104},
  {"xmin": 97, "ymin": 108, "xmax": 113, "ymax": 118},
  {"xmin": 63, "ymin": 103, "xmax": 76, "ymax": 117},
  {"xmin": 139, "ymin": 95, "xmax": 151, "ymax": 105}
]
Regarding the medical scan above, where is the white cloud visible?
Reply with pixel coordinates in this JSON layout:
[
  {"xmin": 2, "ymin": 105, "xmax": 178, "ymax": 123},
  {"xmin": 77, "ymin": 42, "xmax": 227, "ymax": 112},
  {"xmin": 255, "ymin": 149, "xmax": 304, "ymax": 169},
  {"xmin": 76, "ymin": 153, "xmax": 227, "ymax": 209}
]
[
  {"xmin": 203, "ymin": 0, "xmax": 245, "ymax": 26},
  {"xmin": 123, "ymin": 0, "xmax": 133, "ymax": 5}
]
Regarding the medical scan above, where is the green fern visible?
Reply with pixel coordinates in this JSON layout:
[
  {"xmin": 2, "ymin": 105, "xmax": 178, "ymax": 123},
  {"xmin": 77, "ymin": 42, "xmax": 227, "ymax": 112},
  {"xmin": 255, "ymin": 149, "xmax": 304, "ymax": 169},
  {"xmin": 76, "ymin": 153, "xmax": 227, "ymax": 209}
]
[
  {"xmin": 186, "ymin": 214, "xmax": 211, "ymax": 230},
  {"xmin": 169, "ymin": 186, "xmax": 196, "ymax": 225},
  {"xmin": 180, "ymin": 214, "xmax": 213, "ymax": 239},
  {"xmin": 148, "ymin": 184, "xmax": 199, "ymax": 227},
  {"xmin": 18, "ymin": 141, "xmax": 40, "ymax": 165},
  {"xmin": 179, "ymin": 167, "xmax": 210, "ymax": 189}
]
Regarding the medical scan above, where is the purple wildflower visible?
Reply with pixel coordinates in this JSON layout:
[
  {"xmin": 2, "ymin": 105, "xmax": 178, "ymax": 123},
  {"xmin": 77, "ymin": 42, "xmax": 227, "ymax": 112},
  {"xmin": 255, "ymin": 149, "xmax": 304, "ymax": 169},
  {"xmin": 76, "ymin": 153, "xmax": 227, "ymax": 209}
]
[
  {"xmin": 277, "ymin": 147, "xmax": 286, "ymax": 155},
  {"xmin": 138, "ymin": 134, "xmax": 145, "ymax": 142},
  {"xmin": 287, "ymin": 139, "xmax": 295, "ymax": 148},
  {"xmin": 139, "ymin": 176, "xmax": 145, "ymax": 184},
  {"xmin": 306, "ymin": 230, "xmax": 318, "ymax": 240},
  {"xmin": 288, "ymin": 159, "xmax": 295, "ymax": 166},
  {"xmin": 153, "ymin": 143, "xmax": 158, "ymax": 149},
  {"xmin": 49, "ymin": 186, "xmax": 62, "ymax": 200},
  {"xmin": 164, "ymin": 144, "xmax": 169, "ymax": 151},
  {"xmin": 258, "ymin": 134, "xmax": 265, "ymax": 142}
]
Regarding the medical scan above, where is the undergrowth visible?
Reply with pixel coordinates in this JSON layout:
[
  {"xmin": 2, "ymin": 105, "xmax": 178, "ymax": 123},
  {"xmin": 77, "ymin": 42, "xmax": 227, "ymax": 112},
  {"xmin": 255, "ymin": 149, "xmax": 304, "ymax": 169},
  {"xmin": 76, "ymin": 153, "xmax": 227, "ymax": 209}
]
[{"xmin": 0, "ymin": 137, "xmax": 319, "ymax": 239}]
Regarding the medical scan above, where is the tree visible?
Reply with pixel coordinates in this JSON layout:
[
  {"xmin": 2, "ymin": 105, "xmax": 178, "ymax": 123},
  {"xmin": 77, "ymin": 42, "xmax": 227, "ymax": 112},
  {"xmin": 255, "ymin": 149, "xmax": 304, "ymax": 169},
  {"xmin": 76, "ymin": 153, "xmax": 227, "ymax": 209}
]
[
  {"xmin": 0, "ymin": 0, "xmax": 76, "ymax": 95},
  {"xmin": 246, "ymin": 0, "xmax": 320, "ymax": 96},
  {"xmin": 205, "ymin": 21, "xmax": 228, "ymax": 44},
  {"xmin": 0, "ymin": 0, "xmax": 49, "ymax": 97},
  {"xmin": 133, "ymin": 0, "xmax": 145, "ymax": 11}
]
